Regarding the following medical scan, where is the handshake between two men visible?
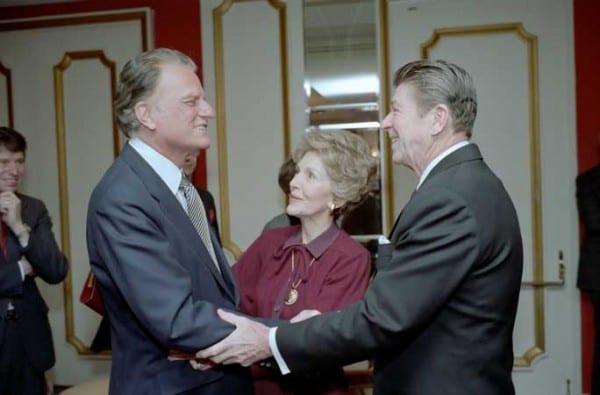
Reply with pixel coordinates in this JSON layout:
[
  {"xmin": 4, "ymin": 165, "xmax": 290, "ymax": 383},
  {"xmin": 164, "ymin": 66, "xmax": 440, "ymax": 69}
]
[{"xmin": 169, "ymin": 308, "xmax": 322, "ymax": 370}]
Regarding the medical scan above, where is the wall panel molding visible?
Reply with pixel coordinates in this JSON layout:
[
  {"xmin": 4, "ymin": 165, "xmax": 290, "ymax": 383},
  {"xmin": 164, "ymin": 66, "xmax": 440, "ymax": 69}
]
[
  {"xmin": 213, "ymin": 0, "xmax": 290, "ymax": 258},
  {"xmin": 54, "ymin": 50, "xmax": 118, "ymax": 355},
  {"xmin": 0, "ymin": 61, "xmax": 14, "ymax": 127},
  {"xmin": 0, "ymin": 10, "xmax": 149, "ymax": 51}
]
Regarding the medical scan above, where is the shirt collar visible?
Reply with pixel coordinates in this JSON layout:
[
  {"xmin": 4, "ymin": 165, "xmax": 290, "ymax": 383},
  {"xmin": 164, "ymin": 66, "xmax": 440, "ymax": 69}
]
[
  {"xmin": 283, "ymin": 223, "xmax": 340, "ymax": 258},
  {"xmin": 128, "ymin": 137, "xmax": 183, "ymax": 196},
  {"xmin": 417, "ymin": 141, "xmax": 470, "ymax": 189}
]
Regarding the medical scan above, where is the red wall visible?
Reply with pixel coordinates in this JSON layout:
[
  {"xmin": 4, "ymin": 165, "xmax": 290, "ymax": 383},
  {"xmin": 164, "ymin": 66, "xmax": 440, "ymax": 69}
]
[
  {"xmin": 0, "ymin": 0, "xmax": 208, "ymax": 187},
  {"xmin": 574, "ymin": 0, "xmax": 600, "ymax": 392}
]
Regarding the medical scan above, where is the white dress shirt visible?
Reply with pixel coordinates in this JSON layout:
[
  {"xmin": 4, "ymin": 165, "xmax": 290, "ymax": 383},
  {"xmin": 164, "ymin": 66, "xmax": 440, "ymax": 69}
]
[{"xmin": 128, "ymin": 137, "xmax": 187, "ymax": 211}]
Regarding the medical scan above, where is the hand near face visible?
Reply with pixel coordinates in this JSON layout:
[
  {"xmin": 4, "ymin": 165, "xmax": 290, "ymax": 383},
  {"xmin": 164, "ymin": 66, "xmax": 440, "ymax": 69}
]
[
  {"xmin": 0, "ymin": 191, "xmax": 22, "ymax": 229},
  {"xmin": 195, "ymin": 309, "xmax": 272, "ymax": 367}
]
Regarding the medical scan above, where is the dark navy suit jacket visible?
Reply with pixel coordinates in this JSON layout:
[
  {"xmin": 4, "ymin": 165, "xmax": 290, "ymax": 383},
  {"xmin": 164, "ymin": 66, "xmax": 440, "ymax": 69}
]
[
  {"xmin": 0, "ymin": 194, "xmax": 67, "ymax": 372},
  {"xmin": 86, "ymin": 145, "xmax": 251, "ymax": 395}
]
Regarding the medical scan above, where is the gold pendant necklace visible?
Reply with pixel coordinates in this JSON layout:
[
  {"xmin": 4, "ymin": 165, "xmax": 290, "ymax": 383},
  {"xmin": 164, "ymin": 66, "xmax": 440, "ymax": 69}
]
[{"xmin": 284, "ymin": 250, "xmax": 316, "ymax": 306}]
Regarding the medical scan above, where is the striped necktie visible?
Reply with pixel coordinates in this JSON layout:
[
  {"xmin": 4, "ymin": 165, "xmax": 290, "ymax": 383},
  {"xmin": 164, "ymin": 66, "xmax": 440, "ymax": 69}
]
[{"xmin": 179, "ymin": 176, "xmax": 220, "ymax": 273}]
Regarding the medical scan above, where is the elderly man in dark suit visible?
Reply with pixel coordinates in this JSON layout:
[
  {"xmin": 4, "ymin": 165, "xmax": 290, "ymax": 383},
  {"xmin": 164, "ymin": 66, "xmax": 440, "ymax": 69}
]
[
  {"xmin": 196, "ymin": 60, "xmax": 524, "ymax": 395},
  {"xmin": 0, "ymin": 126, "xmax": 68, "ymax": 395},
  {"xmin": 90, "ymin": 154, "xmax": 222, "ymax": 354},
  {"xmin": 86, "ymin": 48, "xmax": 251, "ymax": 395},
  {"xmin": 577, "ymin": 155, "xmax": 600, "ymax": 395}
]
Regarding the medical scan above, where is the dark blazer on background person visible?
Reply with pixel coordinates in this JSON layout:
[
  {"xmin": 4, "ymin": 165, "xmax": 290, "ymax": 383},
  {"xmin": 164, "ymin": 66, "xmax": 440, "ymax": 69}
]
[
  {"xmin": 275, "ymin": 144, "xmax": 524, "ymax": 395},
  {"xmin": 0, "ymin": 194, "xmax": 68, "ymax": 373},
  {"xmin": 86, "ymin": 144, "xmax": 250, "ymax": 395},
  {"xmin": 577, "ymin": 164, "xmax": 600, "ymax": 291}
]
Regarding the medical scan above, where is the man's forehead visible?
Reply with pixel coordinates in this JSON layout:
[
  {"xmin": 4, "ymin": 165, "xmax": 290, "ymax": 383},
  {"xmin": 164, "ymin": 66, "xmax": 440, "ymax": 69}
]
[{"xmin": 0, "ymin": 147, "xmax": 24, "ymax": 158}]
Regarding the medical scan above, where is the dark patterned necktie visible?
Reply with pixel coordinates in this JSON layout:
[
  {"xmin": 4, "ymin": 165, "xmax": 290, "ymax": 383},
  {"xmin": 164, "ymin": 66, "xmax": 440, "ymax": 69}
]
[{"xmin": 179, "ymin": 176, "xmax": 220, "ymax": 273}]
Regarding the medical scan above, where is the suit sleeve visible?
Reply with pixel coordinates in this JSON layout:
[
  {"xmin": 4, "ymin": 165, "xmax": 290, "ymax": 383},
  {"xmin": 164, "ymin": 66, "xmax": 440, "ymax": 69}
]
[
  {"xmin": 0, "ymin": 199, "xmax": 67, "ymax": 296},
  {"xmin": 576, "ymin": 173, "xmax": 600, "ymax": 233},
  {"xmin": 275, "ymin": 188, "xmax": 480, "ymax": 371},
  {"xmin": 23, "ymin": 201, "xmax": 68, "ymax": 284},
  {"xmin": 89, "ymin": 191, "xmax": 235, "ymax": 352}
]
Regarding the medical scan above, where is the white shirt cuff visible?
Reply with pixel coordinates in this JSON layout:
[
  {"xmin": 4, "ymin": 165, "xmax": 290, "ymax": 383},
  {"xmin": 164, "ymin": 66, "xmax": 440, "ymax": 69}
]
[
  {"xmin": 17, "ymin": 260, "xmax": 25, "ymax": 281},
  {"xmin": 269, "ymin": 327, "xmax": 290, "ymax": 375}
]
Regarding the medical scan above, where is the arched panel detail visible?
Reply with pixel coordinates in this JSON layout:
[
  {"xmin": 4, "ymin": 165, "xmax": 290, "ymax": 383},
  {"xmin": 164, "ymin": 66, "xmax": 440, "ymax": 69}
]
[
  {"xmin": 54, "ymin": 50, "xmax": 118, "ymax": 355},
  {"xmin": 0, "ymin": 61, "xmax": 14, "ymax": 128},
  {"xmin": 213, "ymin": 0, "xmax": 291, "ymax": 258}
]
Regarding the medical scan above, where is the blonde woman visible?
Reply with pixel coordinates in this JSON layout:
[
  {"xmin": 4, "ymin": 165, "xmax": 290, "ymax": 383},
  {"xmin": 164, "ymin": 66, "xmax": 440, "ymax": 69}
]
[{"xmin": 233, "ymin": 130, "xmax": 378, "ymax": 395}]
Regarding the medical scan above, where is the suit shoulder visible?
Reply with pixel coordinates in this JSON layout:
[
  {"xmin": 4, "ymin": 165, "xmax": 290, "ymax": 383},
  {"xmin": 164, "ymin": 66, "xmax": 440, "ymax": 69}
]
[
  {"xmin": 17, "ymin": 193, "xmax": 45, "ymax": 207},
  {"xmin": 89, "ymin": 158, "xmax": 147, "ymax": 210},
  {"xmin": 577, "ymin": 165, "xmax": 600, "ymax": 185}
]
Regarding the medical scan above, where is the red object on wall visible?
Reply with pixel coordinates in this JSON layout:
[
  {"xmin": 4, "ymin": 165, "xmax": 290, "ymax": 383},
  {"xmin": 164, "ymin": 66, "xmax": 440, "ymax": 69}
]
[
  {"xmin": 0, "ymin": 0, "xmax": 208, "ymax": 188},
  {"xmin": 574, "ymin": 0, "xmax": 600, "ymax": 392}
]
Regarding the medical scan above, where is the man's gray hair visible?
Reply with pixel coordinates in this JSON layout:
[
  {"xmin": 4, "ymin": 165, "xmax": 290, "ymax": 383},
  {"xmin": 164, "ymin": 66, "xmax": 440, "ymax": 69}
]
[
  {"xmin": 114, "ymin": 48, "xmax": 196, "ymax": 137},
  {"xmin": 393, "ymin": 60, "xmax": 477, "ymax": 136}
]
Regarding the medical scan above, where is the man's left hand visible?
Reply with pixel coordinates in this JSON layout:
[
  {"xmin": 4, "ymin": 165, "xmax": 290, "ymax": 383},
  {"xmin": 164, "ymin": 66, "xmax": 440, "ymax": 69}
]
[{"xmin": 196, "ymin": 309, "xmax": 272, "ymax": 367}]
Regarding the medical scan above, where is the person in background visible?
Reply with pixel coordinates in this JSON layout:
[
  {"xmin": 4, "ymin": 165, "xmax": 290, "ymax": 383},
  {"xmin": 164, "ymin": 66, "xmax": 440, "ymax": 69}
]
[
  {"xmin": 232, "ymin": 130, "xmax": 378, "ymax": 395},
  {"xmin": 183, "ymin": 154, "xmax": 221, "ymax": 245},
  {"xmin": 0, "ymin": 126, "xmax": 68, "ymax": 395},
  {"xmin": 196, "ymin": 59, "xmax": 524, "ymax": 395},
  {"xmin": 576, "ymin": 133, "xmax": 600, "ymax": 395},
  {"xmin": 262, "ymin": 157, "xmax": 300, "ymax": 232},
  {"xmin": 86, "ymin": 48, "xmax": 252, "ymax": 395}
]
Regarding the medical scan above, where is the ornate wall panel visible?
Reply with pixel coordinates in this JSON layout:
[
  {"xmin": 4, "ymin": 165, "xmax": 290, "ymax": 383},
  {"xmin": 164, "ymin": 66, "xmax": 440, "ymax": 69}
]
[
  {"xmin": 212, "ymin": 0, "xmax": 291, "ymax": 257},
  {"xmin": 54, "ymin": 50, "xmax": 118, "ymax": 354},
  {"xmin": 0, "ymin": 62, "xmax": 13, "ymax": 127}
]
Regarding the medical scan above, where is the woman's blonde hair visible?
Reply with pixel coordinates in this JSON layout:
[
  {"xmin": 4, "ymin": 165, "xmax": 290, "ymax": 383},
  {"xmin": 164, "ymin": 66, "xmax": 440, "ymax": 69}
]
[{"xmin": 293, "ymin": 131, "xmax": 378, "ymax": 215}]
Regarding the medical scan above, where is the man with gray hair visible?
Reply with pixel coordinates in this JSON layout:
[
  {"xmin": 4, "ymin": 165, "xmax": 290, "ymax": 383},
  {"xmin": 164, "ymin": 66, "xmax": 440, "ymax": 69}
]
[
  {"xmin": 86, "ymin": 48, "xmax": 252, "ymax": 395},
  {"xmin": 196, "ymin": 60, "xmax": 524, "ymax": 395}
]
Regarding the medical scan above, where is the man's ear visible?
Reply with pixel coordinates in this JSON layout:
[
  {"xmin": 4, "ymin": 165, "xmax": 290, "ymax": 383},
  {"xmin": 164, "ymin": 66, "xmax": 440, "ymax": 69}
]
[
  {"xmin": 431, "ymin": 104, "xmax": 450, "ymax": 136},
  {"xmin": 134, "ymin": 101, "xmax": 156, "ymax": 131}
]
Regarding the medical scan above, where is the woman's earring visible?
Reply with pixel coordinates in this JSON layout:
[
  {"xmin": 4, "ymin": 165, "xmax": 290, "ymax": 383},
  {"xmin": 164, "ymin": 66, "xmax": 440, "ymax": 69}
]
[{"xmin": 328, "ymin": 201, "xmax": 336, "ymax": 213}]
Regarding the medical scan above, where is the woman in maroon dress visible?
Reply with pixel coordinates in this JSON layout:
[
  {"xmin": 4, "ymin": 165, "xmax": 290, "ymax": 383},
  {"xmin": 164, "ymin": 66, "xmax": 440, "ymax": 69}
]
[{"xmin": 233, "ymin": 130, "xmax": 378, "ymax": 395}]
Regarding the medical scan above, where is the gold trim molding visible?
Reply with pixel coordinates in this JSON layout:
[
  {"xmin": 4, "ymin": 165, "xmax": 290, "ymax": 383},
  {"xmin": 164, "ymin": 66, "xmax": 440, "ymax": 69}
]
[
  {"xmin": 0, "ymin": 62, "xmax": 14, "ymax": 128},
  {"xmin": 0, "ymin": 10, "xmax": 149, "ymax": 51},
  {"xmin": 213, "ymin": 0, "xmax": 291, "ymax": 258},
  {"xmin": 377, "ymin": 0, "xmax": 393, "ymax": 233},
  {"xmin": 54, "ymin": 50, "xmax": 118, "ymax": 355},
  {"xmin": 421, "ymin": 22, "xmax": 543, "ymax": 367}
]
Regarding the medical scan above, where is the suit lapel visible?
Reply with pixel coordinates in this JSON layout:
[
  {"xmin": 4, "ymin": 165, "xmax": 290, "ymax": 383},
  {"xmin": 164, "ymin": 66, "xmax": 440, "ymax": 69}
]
[
  {"xmin": 388, "ymin": 144, "xmax": 482, "ymax": 241},
  {"xmin": 120, "ymin": 145, "xmax": 235, "ymax": 301}
]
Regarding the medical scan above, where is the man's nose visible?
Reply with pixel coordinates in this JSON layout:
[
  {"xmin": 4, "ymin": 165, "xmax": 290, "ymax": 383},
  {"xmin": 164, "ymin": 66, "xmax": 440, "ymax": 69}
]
[
  {"xmin": 199, "ymin": 100, "xmax": 216, "ymax": 118},
  {"xmin": 5, "ymin": 163, "xmax": 17, "ymax": 174}
]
